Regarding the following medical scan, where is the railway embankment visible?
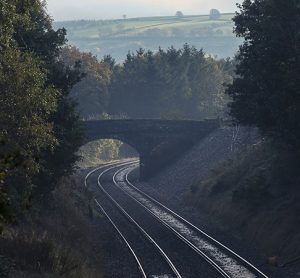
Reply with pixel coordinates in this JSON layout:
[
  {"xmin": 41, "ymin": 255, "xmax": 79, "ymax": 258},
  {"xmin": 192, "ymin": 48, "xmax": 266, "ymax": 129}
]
[
  {"xmin": 0, "ymin": 176, "xmax": 107, "ymax": 277},
  {"xmin": 132, "ymin": 126, "xmax": 300, "ymax": 277}
]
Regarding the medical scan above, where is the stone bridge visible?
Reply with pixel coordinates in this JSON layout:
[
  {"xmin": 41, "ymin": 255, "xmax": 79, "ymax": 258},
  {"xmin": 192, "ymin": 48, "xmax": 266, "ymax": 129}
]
[{"xmin": 83, "ymin": 119, "xmax": 219, "ymax": 179}]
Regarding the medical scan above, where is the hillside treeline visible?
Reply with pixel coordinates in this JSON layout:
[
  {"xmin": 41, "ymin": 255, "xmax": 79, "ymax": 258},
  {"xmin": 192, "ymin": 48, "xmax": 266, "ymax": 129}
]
[
  {"xmin": 0, "ymin": 1, "xmax": 83, "ymax": 226},
  {"xmin": 227, "ymin": 0, "xmax": 300, "ymax": 151},
  {"xmin": 64, "ymin": 45, "xmax": 235, "ymax": 120},
  {"xmin": 110, "ymin": 46, "xmax": 234, "ymax": 119}
]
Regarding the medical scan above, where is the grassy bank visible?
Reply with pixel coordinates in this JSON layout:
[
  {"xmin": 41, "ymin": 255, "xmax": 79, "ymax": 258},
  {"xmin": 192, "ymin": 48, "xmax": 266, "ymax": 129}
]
[{"xmin": 188, "ymin": 141, "xmax": 300, "ymax": 265}]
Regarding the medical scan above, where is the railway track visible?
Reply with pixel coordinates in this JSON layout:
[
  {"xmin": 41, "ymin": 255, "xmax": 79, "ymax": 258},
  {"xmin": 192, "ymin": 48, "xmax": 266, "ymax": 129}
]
[
  {"xmin": 113, "ymin": 162, "xmax": 269, "ymax": 278},
  {"xmin": 85, "ymin": 160, "xmax": 181, "ymax": 278},
  {"xmin": 85, "ymin": 160, "xmax": 269, "ymax": 278}
]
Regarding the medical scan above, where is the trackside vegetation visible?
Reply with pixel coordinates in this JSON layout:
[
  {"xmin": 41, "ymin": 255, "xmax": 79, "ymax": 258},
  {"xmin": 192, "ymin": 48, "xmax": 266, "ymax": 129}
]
[
  {"xmin": 61, "ymin": 45, "xmax": 235, "ymax": 121},
  {"xmin": 108, "ymin": 45, "xmax": 234, "ymax": 120},
  {"xmin": 189, "ymin": 0, "xmax": 300, "ymax": 264},
  {"xmin": 226, "ymin": 0, "xmax": 300, "ymax": 151},
  {"xmin": 0, "ymin": 2, "xmax": 107, "ymax": 276},
  {"xmin": 0, "ymin": 1, "xmax": 83, "ymax": 227}
]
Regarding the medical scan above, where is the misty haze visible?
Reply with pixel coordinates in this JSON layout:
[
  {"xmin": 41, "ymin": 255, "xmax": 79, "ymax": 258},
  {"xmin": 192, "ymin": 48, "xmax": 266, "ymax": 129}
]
[{"xmin": 0, "ymin": 1, "xmax": 299, "ymax": 278}]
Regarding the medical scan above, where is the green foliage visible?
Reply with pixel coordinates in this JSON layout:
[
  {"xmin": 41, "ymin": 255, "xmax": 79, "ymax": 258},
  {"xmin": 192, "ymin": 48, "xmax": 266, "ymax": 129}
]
[
  {"xmin": 67, "ymin": 44, "xmax": 234, "ymax": 122},
  {"xmin": 109, "ymin": 44, "xmax": 233, "ymax": 119},
  {"xmin": 0, "ymin": 1, "xmax": 16, "ymax": 47},
  {"xmin": 0, "ymin": 177, "xmax": 106, "ymax": 277},
  {"xmin": 191, "ymin": 140, "xmax": 300, "ymax": 207},
  {"xmin": 190, "ymin": 142, "xmax": 274, "ymax": 208},
  {"xmin": 77, "ymin": 139, "xmax": 122, "ymax": 168},
  {"xmin": 0, "ymin": 49, "xmax": 59, "ymax": 166},
  {"xmin": 0, "ymin": 47, "xmax": 59, "ymax": 221},
  {"xmin": 226, "ymin": 0, "xmax": 300, "ymax": 150},
  {"xmin": 12, "ymin": 0, "xmax": 67, "ymax": 64},
  {"xmin": 60, "ymin": 46, "xmax": 113, "ymax": 118},
  {"xmin": 0, "ymin": 0, "xmax": 83, "ymax": 224},
  {"xmin": 188, "ymin": 141, "xmax": 300, "ymax": 258}
]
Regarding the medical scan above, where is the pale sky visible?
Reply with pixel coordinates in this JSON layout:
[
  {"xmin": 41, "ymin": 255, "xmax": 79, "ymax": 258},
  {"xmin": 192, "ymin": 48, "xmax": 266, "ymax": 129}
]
[{"xmin": 45, "ymin": 0, "xmax": 241, "ymax": 21}]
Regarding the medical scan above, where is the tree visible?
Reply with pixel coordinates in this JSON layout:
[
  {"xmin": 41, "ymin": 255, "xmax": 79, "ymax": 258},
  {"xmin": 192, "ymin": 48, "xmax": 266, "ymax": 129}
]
[
  {"xmin": 175, "ymin": 11, "xmax": 184, "ymax": 18},
  {"xmin": 226, "ymin": 0, "xmax": 300, "ymax": 149},
  {"xmin": 0, "ymin": 0, "xmax": 83, "ymax": 223},
  {"xmin": 10, "ymin": 0, "xmax": 84, "ymax": 194},
  {"xmin": 0, "ymin": 48, "xmax": 59, "ymax": 204},
  {"xmin": 109, "ymin": 44, "xmax": 231, "ymax": 119},
  {"xmin": 60, "ymin": 46, "xmax": 112, "ymax": 118},
  {"xmin": 209, "ymin": 9, "xmax": 221, "ymax": 20},
  {"xmin": 0, "ymin": 1, "xmax": 60, "ymax": 220}
]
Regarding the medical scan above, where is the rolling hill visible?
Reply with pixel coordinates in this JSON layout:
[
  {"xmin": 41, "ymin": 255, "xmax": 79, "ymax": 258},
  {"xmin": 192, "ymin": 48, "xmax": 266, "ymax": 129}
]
[{"xmin": 54, "ymin": 14, "xmax": 242, "ymax": 62}]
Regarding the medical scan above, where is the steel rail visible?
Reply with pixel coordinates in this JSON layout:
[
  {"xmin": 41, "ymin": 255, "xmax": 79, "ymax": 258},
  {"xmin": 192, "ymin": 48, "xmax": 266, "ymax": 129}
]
[
  {"xmin": 125, "ymin": 163, "xmax": 269, "ymax": 277},
  {"xmin": 84, "ymin": 160, "xmax": 146, "ymax": 278},
  {"xmin": 113, "ymin": 164, "xmax": 268, "ymax": 278},
  {"xmin": 97, "ymin": 163, "xmax": 182, "ymax": 278},
  {"xmin": 113, "ymin": 165, "xmax": 229, "ymax": 278},
  {"xmin": 94, "ymin": 199, "xmax": 147, "ymax": 278},
  {"xmin": 84, "ymin": 159, "xmax": 139, "ymax": 188}
]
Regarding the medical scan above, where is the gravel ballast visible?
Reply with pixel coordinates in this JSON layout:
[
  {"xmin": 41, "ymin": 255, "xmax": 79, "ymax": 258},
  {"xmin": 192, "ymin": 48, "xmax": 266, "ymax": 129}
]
[{"xmin": 129, "ymin": 126, "xmax": 299, "ymax": 278}]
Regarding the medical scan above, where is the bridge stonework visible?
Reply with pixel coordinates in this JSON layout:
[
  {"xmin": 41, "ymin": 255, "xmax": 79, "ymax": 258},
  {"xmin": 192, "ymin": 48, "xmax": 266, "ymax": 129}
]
[{"xmin": 83, "ymin": 119, "xmax": 219, "ymax": 179}]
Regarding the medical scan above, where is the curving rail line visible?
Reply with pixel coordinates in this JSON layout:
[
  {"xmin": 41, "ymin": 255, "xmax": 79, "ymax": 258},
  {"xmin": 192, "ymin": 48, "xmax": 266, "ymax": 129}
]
[
  {"xmin": 85, "ymin": 160, "xmax": 146, "ymax": 277},
  {"xmin": 85, "ymin": 160, "xmax": 269, "ymax": 278},
  {"xmin": 85, "ymin": 160, "xmax": 182, "ymax": 278},
  {"xmin": 112, "ymin": 163, "xmax": 269, "ymax": 278}
]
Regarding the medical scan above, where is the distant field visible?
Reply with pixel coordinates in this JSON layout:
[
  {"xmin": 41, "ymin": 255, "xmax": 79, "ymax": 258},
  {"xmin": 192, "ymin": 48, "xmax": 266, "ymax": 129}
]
[{"xmin": 54, "ymin": 14, "xmax": 242, "ymax": 62}]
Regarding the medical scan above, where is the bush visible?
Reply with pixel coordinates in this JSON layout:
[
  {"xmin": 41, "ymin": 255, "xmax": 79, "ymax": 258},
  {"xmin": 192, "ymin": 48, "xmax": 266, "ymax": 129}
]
[{"xmin": 0, "ymin": 177, "xmax": 105, "ymax": 277}]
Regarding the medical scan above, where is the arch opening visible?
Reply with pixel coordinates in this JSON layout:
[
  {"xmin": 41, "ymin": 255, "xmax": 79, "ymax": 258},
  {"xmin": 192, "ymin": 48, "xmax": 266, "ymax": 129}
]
[{"xmin": 77, "ymin": 139, "xmax": 139, "ymax": 169}]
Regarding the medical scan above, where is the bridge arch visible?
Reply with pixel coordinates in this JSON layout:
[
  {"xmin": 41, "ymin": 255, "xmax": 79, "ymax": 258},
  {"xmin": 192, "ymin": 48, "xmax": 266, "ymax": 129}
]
[{"xmin": 83, "ymin": 119, "xmax": 219, "ymax": 179}]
